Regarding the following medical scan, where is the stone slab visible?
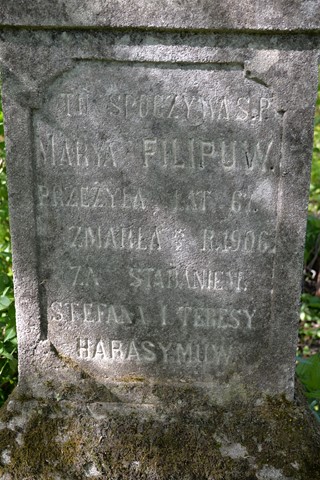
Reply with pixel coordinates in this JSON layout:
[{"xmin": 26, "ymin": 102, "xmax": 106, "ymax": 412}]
[
  {"xmin": 38, "ymin": 60, "xmax": 280, "ymax": 384},
  {"xmin": 0, "ymin": 0, "xmax": 320, "ymax": 32},
  {"xmin": 0, "ymin": 29, "xmax": 318, "ymax": 403},
  {"xmin": 0, "ymin": 385, "xmax": 320, "ymax": 479}
]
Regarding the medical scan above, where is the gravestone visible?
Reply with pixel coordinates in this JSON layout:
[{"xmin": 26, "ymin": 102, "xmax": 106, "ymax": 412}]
[
  {"xmin": 0, "ymin": 2, "xmax": 320, "ymax": 479},
  {"xmin": 34, "ymin": 59, "xmax": 283, "ymax": 397}
]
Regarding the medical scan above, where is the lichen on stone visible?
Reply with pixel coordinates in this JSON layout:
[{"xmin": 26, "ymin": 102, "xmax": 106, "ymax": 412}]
[{"xmin": 0, "ymin": 381, "xmax": 319, "ymax": 480}]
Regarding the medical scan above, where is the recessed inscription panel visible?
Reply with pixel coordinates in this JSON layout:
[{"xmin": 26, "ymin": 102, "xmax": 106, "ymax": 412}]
[{"xmin": 34, "ymin": 61, "xmax": 281, "ymax": 381}]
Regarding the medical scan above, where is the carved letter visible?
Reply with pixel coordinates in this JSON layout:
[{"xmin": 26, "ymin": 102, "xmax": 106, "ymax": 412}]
[
  {"xmin": 183, "ymin": 97, "xmax": 195, "ymax": 119},
  {"xmin": 50, "ymin": 302, "xmax": 63, "ymax": 322},
  {"xmin": 126, "ymin": 341, "xmax": 141, "ymax": 361},
  {"xmin": 236, "ymin": 97, "xmax": 250, "ymax": 121},
  {"xmin": 201, "ymin": 229, "xmax": 214, "ymax": 251},
  {"xmin": 141, "ymin": 341, "xmax": 157, "ymax": 362},
  {"xmin": 150, "ymin": 228, "xmax": 161, "ymax": 251},
  {"xmin": 77, "ymin": 338, "xmax": 90, "ymax": 358},
  {"xmin": 111, "ymin": 340, "xmax": 123, "ymax": 359},
  {"xmin": 176, "ymin": 343, "xmax": 192, "ymax": 364},
  {"xmin": 93, "ymin": 339, "xmax": 107, "ymax": 359},
  {"xmin": 259, "ymin": 97, "xmax": 271, "ymax": 121},
  {"xmin": 200, "ymin": 142, "xmax": 214, "ymax": 168},
  {"xmin": 218, "ymin": 98, "xmax": 229, "ymax": 120},
  {"xmin": 38, "ymin": 185, "xmax": 49, "ymax": 206},
  {"xmin": 129, "ymin": 268, "xmax": 142, "ymax": 288},
  {"xmin": 143, "ymin": 139, "xmax": 157, "ymax": 167},
  {"xmin": 243, "ymin": 310, "xmax": 255, "ymax": 329},
  {"xmin": 158, "ymin": 343, "xmax": 172, "ymax": 363}
]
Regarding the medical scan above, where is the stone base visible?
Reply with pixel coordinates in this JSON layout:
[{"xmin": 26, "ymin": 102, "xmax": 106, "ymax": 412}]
[{"xmin": 0, "ymin": 381, "xmax": 319, "ymax": 480}]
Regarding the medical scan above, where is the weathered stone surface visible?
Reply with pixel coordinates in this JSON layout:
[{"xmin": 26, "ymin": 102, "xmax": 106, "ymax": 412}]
[
  {"xmin": 37, "ymin": 60, "xmax": 280, "ymax": 385},
  {"xmin": 0, "ymin": 0, "xmax": 320, "ymax": 32},
  {"xmin": 0, "ymin": 2, "xmax": 320, "ymax": 479},
  {"xmin": 0, "ymin": 383, "xmax": 319, "ymax": 479},
  {"xmin": 0, "ymin": 29, "xmax": 318, "ymax": 404}
]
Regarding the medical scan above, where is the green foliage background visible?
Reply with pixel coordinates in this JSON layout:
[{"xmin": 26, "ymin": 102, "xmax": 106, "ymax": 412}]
[
  {"xmin": 299, "ymin": 84, "xmax": 320, "ymax": 357},
  {"xmin": 0, "ymin": 79, "xmax": 319, "ymax": 411},
  {"xmin": 295, "ymin": 73, "xmax": 320, "ymax": 421},
  {"xmin": 0, "ymin": 88, "xmax": 17, "ymax": 406}
]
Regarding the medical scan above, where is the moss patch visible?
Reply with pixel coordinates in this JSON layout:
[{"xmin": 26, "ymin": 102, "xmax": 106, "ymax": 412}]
[{"xmin": 0, "ymin": 385, "xmax": 319, "ymax": 480}]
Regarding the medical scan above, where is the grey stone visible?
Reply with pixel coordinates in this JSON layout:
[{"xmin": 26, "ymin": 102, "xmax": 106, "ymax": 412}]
[
  {"xmin": 0, "ymin": 4, "xmax": 320, "ymax": 478},
  {"xmin": 0, "ymin": 390, "xmax": 318, "ymax": 479},
  {"xmin": 0, "ymin": 451, "xmax": 11, "ymax": 467},
  {"xmin": 35, "ymin": 59, "xmax": 283, "ymax": 390},
  {"xmin": 0, "ymin": 28, "xmax": 318, "ymax": 404},
  {"xmin": 256, "ymin": 466, "xmax": 293, "ymax": 480},
  {"xmin": 220, "ymin": 443, "xmax": 249, "ymax": 460},
  {"xmin": 0, "ymin": 0, "xmax": 320, "ymax": 32}
]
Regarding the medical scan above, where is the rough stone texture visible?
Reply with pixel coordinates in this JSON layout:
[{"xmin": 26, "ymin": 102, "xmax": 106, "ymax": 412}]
[
  {"xmin": 0, "ymin": 382, "xmax": 319, "ymax": 479},
  {"xmin": 0, "ymin": 29, "xmax": 318, "ymax": 404},
  {"xmin": 0, "ymin": 8, "xmax": 320, "ymax": 479},
  {"xmin": 0, "ymin": 0, "xmax": 320, "ymax": 32}
]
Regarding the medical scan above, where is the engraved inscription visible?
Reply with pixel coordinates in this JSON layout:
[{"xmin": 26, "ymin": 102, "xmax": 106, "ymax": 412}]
[
  {"xmin": 60, "ymin": 93, "xmax": 89, "ymax": 117},
  {"xmin": 175, "ymin": 306, "xmax": 254, "ymax": 330},
  {"xmin": 50, "ymin": 301, "xmax": 254, "ymax": 330},
  {"xmin": 143, "ymin": 138, "xmax": 275, "ymax": 172},
  {"xmin": 69, "ymin": 226, "xmax": 161, "ymax": 251},
  {"xmin": 34, "ymin": 61, "xmax": 281, "ymax": 381},
  {"xmin": 174, "ymin": 190, "xmax": 211, "ymax": 212},
  {"xmin": 69, "ymin": 265, "xmax": 100, "ymax": 287},
  {"xmin": 93, "ymin": 93, "xmax": 271, "ymax": 123},
  {"xmin": 37, "ymin": 133, "xmax": 116, "ymax": 168},
  {"xmin": 129, "ymin": 267, "xmax": 247, "ymax": 292},
  {"xmin": 38, "ymin": 185, "xmax": 147, "ymax": 210},
  {"xmin": 51, "ymin": 302, "xmax": 146, "ymax": 325},
  {"xmin": 201, "ymin": 229, "xmax": 274, "ymax": 253},
  {"xmin": 76, "ymin": 337, "xmax": 232, "ymax": 365}
]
